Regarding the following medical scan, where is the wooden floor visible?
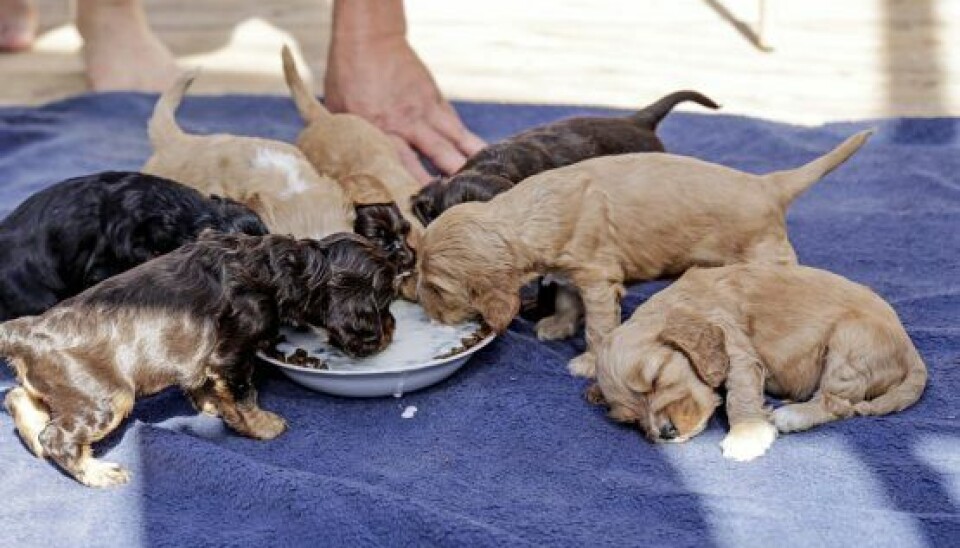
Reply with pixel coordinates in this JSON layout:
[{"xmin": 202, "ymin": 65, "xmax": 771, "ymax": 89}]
[{"xmin": 2, "ymin": 0, "xmax": 958, "ymax": 124}]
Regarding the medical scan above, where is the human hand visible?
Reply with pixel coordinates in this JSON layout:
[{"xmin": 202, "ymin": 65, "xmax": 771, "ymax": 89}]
[{"xmin": 324, "ymin": 34, "xmax": 485, "ymax": 184}]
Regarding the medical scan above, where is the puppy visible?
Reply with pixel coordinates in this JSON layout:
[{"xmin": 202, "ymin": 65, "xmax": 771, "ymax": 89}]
[
  {"xmin": 416, "ymin": 131, "xmax": 873, "ymax": 377},
  {"xmin": 143, "ymin": 72, "xmax": 354, "ymax": 239},
  {"xmin": 591, "ymin": 263, "xmax": 927, "ymax": 462},
  {"xmin": 1, "ymin": 231, "xmax": 398, "ymax": 487},
  {"xmin": 410, "ymin": 90, "xmax": 720, "ymax": 226},
  {"xmin": 338, "ymin": 173, "xmax": 416, "ymax": 275},
  {"xmin": 0, "ymin": 171, "xmax": 267, "ymax": 320},
  {"xmin": 281, "ymin": 46, "xmax": 424, "ymax": 238}
]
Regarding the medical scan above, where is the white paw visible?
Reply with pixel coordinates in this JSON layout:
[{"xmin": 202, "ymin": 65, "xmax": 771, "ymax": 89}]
[
  {"xmin": 78, "ymin": 460, "xmax": 131, "ymax": 488},
  {"xmin": 535, "ymin": 315, "xmax": 578, "ymax": 341},
  {"xmin": 720, "ymin": 421, "xmax": 777, "ymax": 462},
  {"xmin": 568, "ymin": 353, "xmax": 597, "ymax": 378},
  {"xmin": 773, "ymin": 406, "xmax": 810, "ymax": 433}
]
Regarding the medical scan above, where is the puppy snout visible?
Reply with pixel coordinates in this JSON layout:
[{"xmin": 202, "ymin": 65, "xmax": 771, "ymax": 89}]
[{"xmin": 659, "ymin": 422, "xmax": 679, "ymax": 441}]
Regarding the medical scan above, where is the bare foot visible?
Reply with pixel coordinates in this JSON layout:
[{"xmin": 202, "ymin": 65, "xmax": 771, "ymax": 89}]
[
  {"xmin": 76, "ymin": 0, "xmax": 180, "ymax": 91},
  {"xmin": 0, "ymin": 0, "xmax": 36, "ymax": 52}
]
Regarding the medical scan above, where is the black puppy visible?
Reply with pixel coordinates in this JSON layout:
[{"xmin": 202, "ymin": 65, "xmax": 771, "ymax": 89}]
[
  {"xmin": 411, "ymin": 90, "xmax": 719, "ymax": 226},
  {"xmin": 353, "ymin": 203, "xmax": 415, "ymax": 273},
  {"xmin": 1, "ymin": 231, "xmax": 397, "ymax": 487},
  {"xmin": 0, "ymin": 171, "xmax": 267, "ymax": 320}
]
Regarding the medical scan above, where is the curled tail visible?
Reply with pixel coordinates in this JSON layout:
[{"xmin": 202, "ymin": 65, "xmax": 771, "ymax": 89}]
[
  {"xmin": 854, "ymin": 347, "xmax": 927, "ymax": 416},
  {"xmin": 149, "ymin": 71, "xmax": 197, "ymax": 148},
  {"xmin": 281, "ymin": 45, "xmax": 330, "ymax": 123},
  {"xmin": 766, "ymin": 129, "xmax": 874, "ymax": 207},
  {"xmin": 631, "ymin": 90, "xmax": 720, "ymax": 129}
]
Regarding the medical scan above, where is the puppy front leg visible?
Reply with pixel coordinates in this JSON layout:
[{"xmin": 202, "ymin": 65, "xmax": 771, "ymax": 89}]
[
  {"xmin": 536, "ymin": 284, "xmax": 583, "ymax": 341},
  {"xmin": 205, "ymin": 357, "xmax": 287, "ymax": 440},
  {"xmin": 568, "ymin": 281, "xmax": 623, "ymax": 378},
  {"xmin": 720, "ymin": 355, "xmax": 777, "ymax": 462}
]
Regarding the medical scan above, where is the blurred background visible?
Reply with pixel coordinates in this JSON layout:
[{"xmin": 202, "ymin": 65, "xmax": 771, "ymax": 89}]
[{"xmin": 2, "ymin": 0, "xmax": 958, "ymax": 123}]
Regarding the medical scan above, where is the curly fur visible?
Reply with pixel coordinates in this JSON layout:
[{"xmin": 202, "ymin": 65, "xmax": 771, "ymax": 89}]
[
  {"xmin": 0, "ymin": 171, "xmax": 267, "ymax": 320},
  {"xmin": 0, "ymin": 231, "xmax": 397, "ymax": 486}
]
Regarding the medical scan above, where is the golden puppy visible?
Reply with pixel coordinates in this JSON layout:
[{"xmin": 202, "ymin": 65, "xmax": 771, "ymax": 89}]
[
  {"xmin": 592, "ymin": 263, "xmax": 927, "ymax": 462},
  {"xmin": 416, "ymin": 130, "xmax": 873, "ymax": 377},
  {"xmin": 143, "ymin": 72, "xmax": 353, "ymax": 239},
  {"xmin": 281, "ymin": 46, "xmax": 424, "ymax": 236}
]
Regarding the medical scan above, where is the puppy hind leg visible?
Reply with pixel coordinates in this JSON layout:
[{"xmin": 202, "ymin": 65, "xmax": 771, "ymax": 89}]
[
  {"xmin": 38, "ymin": 402, "xmax": 130, "ymax": 487},
  {"xmin": 536, "ymin": 284, "xmax": 583, "ymax": 341},
  {"xmin": 4, "ymin": 386, "xmax": 50, "ymax": 458}
]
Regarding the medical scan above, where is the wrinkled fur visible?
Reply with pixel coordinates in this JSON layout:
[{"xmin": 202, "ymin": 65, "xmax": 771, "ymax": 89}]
[
  {"xmin": 416, "ymin": 131, "xmax": 873, "ymax": 378},
  {"xmin": 281, "ymin": 46, "xmax": 424, "ymax": 240},
  {"xmin": 411, "ymin": 90, "xmax": 720, "ymax": 226},
  {"xmin": 0, "ymin": 171, "xmax": 267, "ymax": 320},
  {"xmin": 1, "ymin": 231, "xmax": 397, "ymax": 487},
  {"xmin": 143, "ymin": 72, "xmax": 354, "ymax": 239},
  {"xmin": 592, "ymin": 264, "xmax": 927, "ymax": 462}
]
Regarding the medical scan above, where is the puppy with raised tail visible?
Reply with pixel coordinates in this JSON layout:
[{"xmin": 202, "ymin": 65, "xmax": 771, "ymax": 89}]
[
  {"xmin": 590, "ymin": 263, "xmax": 927, "ymax": 462},
  {"xmin": 416, "ymin": 130, "xmax": 873, "ymax": 377},
  {"xmin": 2, "ymin": 231, "xmax": 397, "ymax": 487},
  {"xmin": 143, "ymin": 72, "xmax": 354, "ymax": 239},
  {"xmin": 281, "ymin": 46, "xmax": 424, "ymax": 237}
]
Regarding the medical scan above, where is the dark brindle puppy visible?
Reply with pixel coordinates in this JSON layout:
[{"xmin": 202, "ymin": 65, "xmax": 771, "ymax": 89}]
[
  {"xmin": 0, "ymin": 171, "xmax": 267, "ymax": 320},
  {"xmin": 354, "ymin": 203, "xmax": 414, "ymax": 272},
  {"xmin": 411, "ymin": 90, "xmax": 720, "ymax": 226},
  {"xmin": 0, "ymin": 231, "xmax": 397, "ymax": 487}
]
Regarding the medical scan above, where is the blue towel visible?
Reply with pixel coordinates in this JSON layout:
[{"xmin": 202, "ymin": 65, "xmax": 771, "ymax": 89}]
[{"xmin": 1, "ymin": 94, "xmax": 958, "ymax": 547}]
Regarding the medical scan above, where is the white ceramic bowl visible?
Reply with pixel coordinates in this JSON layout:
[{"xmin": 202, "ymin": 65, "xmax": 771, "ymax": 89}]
[{"xmin": 258, "ymin": 301, "xmax": 496, "ymax": 398}]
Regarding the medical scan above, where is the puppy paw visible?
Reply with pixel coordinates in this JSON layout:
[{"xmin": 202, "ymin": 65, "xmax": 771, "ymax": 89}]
[
  {"xmin": 720, "ymin": 420, "xmax": 777, "ymax": 462},
  {"xmin": 246, "ymin": 410, "xmax": 287, "ymax": 440},
  {"xmin": 535, "ymin": 315, "xmax": 578, "ymax": 341},
  {"xmin": 773, "ymin": 406, "xmax": 813, "ymax": 433},
  {"xmin": 568, "ymin": 353, "xmax": 597, "ymax": 378},
  {"xmin": 78, "ymin": 460, "xmax": 131, "ymax": 488}
]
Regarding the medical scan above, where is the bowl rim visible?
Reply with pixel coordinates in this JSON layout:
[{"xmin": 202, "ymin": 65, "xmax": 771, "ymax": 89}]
[{"xmin": 258, "ymin": 330, "xmax": 497, "ymax": 376}]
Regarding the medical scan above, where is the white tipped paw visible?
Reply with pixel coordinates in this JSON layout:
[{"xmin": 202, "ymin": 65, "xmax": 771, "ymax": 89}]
[
  {"xmin": 568, "ymin": 353, "xmax": 597, "ymax": 378},
  {"xmin": 79, "ymin": 460, "xmax": 131, "ymax": 488},
  {"xmin": 720, "ymin": 421, "xmax": 777, "ymax": 462},
  {"xmin": 535, "ymin": 315, "xmax": 578, "ymax": 341}
]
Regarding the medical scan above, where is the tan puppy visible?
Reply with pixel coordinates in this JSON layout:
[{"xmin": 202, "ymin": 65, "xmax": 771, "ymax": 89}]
[
  {"xmin": 281, "ymin": 46, "xmax": 424, "ymax": 237},
  {"xmin": 416, "ymin": 130, "xmax": 873, "ymax": 377},
  {"xmin": 591, "ymin": 263, "xmax": 927, "ymax": 462},
  {"xmin": 143, "ymin": 73, "xmax": 353, "ymax": 239}
]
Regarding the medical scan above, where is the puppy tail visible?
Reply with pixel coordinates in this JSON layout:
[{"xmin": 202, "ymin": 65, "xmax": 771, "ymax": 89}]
[
  {"xmin": 0, "ymin": 318, "xmax": 32, "ymax": 360},
  {"xmin": 631, "ymin": 90, "xmax": 720, "ymax": 129},
  {"xmin": 149, "ymin": 71, "xmax": 197, "ymax": 147},
  {"xmin": 766, "ymin": 129, "xmax": 874, "ymax": 207},
  {"xmin": 853, "ymin": 347, "xmax": 928, "ymax": 416},
  {"xmin": 282, "ymin": 45, "xmax": 330, "ymax": 123}
]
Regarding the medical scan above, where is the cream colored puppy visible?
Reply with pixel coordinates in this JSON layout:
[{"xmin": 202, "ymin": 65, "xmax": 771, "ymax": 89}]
[
  {"xmin": 416, "ymin": 130, "xmax": 873, "ymax": 377},
  {"xmin": 281, "ymin": 46, "xmax": 423, "ymax": 236},
  {"xmin": 592, "ymin": 263, "xmax": 927, "ymax": 462},
  {"xmin": 143, "ymin": 73, "xmax": 353, "ymax": 239}
]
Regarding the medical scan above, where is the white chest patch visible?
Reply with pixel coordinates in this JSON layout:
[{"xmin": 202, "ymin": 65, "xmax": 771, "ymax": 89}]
[{"xmin": 252, "ymin": 148, "xmax": 312, "ymax": 197}]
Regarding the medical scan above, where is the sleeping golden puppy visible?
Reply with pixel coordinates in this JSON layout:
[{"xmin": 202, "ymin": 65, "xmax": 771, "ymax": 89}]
[
  {"xmin": 281, "ymin": 46, "xmax": 424, "ymax": 236},
  {"xmin": 143, "ymin": 72, "xmax": 353, "ymax": 239},
  {"xmin": 591, "ymin": 263, "xmax": 927, "ymax": 461},
  {"xmin": 417, "ymin": 131, "xmax": 873, "ymax": 377}
]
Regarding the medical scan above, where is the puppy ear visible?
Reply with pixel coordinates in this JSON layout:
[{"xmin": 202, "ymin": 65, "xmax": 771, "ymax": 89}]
[
  {"xmin": 476, "ymin": 287, "xmax": 520, "ymax": 332},
  {"xmin": 341, "ymin": 173, "xmax": 392, "ymax": 205},
  {"xmin": 411, "ymin": 178, "xmax": 443, "ymax": 225},
  {"xmin": 658, "ymin": 310, "xmax": 729, "ymax": 388}
]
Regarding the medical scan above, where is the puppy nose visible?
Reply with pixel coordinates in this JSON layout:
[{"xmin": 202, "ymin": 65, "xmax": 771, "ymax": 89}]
[{"xmin": 659, "ymin": 422, "xmax": 679, "ymax": 440}]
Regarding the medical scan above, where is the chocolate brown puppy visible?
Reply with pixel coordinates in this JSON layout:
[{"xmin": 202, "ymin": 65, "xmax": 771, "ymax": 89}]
[
  {"xmin": 410, "ymin": 90, "xmax": 720, "ymax": 226},
  {"xmin": 1, "ymin": 231, "xmax": 397, "ymax": 487}
]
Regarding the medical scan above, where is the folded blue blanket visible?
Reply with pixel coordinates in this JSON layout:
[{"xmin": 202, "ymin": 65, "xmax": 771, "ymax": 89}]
[{"xmin": 1, "ymin": 94, "xmax": 957, "ymax": 547}]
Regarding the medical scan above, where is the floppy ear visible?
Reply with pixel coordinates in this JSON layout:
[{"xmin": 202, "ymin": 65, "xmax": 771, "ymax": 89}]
[
  {"xmin": 476, "ymin": 287, "xmax": 520, "ymax": 332},
  {"xmin": 658, "ymin": 310, "xmax": 729, "ymax": 388},
  {"xmin": 340, "ymin": 173, "xmax": 392, "ymax": 205}
]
